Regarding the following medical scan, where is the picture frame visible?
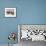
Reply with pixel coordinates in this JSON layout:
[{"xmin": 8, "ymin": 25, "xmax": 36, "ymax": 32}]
[
  {"xmin": 5, "ymin": 8, "xmax": 16, "ymax": 17},
  {"xmin": 18, "ymin": 24, "xmax": 46, "ymax": 42}
]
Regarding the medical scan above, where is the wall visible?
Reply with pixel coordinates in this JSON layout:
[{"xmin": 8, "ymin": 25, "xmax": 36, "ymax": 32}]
[
  {"xmin": 0, "ymin": 0, "xmax": 46, "ymax": 44},
  {"xmin": 21, "ymin": 25, "xmax": 46, "ymax": 30},
  {"xmin": 0, "ymin": 0, "xmax": 21, "ymax": 44},
  {"xmin": 20, "ymin": 0, "xmax": 46, "ymax": 24}
]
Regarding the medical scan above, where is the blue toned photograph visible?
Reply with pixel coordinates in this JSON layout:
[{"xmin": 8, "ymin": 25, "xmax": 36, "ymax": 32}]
[{"xmin": 0, "ymin": 0, "xmax": 46, "ymax": 46}]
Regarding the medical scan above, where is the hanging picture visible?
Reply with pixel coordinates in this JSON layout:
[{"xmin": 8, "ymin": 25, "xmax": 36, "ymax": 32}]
[{"xmin": 5, "ymin": 8, "xmax": 16, "ymax": 17}]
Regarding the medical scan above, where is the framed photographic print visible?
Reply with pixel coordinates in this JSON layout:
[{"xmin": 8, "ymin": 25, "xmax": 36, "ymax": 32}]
[
  {"xmin": 5, "ymin": 8, "xmax": 16, "ymax": 17},
  {"xmin": 18, "ymin": 24, "xmax": 46, "ymax": 42}
]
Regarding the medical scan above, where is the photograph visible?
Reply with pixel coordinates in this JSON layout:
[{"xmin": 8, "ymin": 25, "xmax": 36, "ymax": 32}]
[
  {"xmin": 18, "ymin": 25, "xmax": 46, "ymax": 46},
  {"xmin": 5, "ymin": 8, "xmax": 16, "ymax": 17}
]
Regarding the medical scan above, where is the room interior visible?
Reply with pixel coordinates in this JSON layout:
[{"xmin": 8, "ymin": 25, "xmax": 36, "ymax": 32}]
[{"xmin": 0, "ymin": 0, "xmax": 46, "ymax": 46}]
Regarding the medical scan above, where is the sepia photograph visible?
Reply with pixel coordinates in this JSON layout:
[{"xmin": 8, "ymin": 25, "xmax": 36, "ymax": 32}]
[{"xmin": 5, "ymin": 8, "xmax": 16, "ymax": 17}]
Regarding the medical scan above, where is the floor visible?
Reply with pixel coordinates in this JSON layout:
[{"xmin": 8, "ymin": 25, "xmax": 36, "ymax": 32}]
[
  {"xmin": 0, "ymin": 44, "xmax": 18, "ymax": 46},
  {"xmin": 19, "ymin": 39, "xmax": 46, "ymax": 46},
  {"xmin": 0, "ymin": 40, "xmax": 46, "ymax": 46}
]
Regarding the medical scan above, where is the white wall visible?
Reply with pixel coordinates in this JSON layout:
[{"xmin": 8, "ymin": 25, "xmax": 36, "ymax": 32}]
[{"xmin": 21, "ymin": 25, "xmax": 46, "ymax": 30}]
